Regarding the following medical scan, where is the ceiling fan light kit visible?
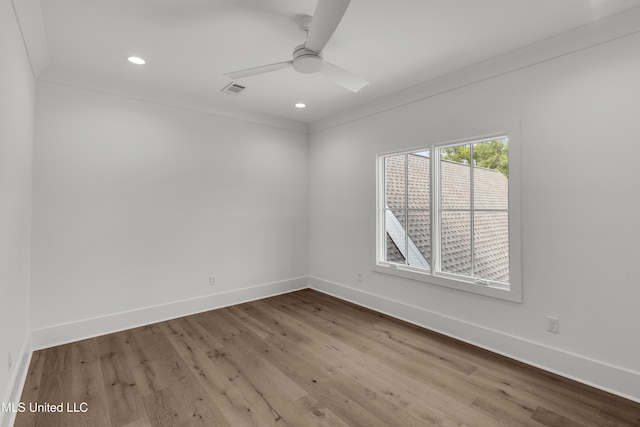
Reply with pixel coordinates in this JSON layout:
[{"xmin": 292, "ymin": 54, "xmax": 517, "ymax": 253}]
[
  {"xmin": 292, "ymin": 44, "xmax": 324, "ymax": 74},
  {"xmin": 224, "ymin": 0, "xmax": 368, "ymax": 93}
]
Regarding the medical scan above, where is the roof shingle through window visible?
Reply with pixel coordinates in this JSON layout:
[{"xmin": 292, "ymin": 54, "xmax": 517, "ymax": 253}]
[{"xmin": 384, "ymin": 153, "xmax": 509, "ymax": 282}]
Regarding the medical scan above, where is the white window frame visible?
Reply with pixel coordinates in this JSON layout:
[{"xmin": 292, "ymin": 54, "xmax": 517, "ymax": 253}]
[{"xmin": 374, "ymin": 121, "xmax": 522, "ymax": 303}]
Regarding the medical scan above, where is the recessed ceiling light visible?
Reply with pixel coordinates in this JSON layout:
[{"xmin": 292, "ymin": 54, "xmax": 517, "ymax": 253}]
[
  {"xmin": 294, "ymin": 103, "xmax": 306, "ymax": 109},
  {"xmin": 127, "ymin": 56, "xmax": 146, "ymax": 65}
]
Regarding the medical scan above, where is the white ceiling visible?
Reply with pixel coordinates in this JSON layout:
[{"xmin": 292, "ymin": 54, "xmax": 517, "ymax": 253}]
[{"xmin": 22, "ymin": 0, "xmax": 640, "ymax": 124}]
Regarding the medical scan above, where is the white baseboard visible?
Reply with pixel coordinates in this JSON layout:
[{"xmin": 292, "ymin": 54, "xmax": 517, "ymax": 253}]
[
  {"xmin": 309, "ymin": 275, "xmax": 640, "ymax": 403},
  {"xmin": 1, "ymin": 335, "xmax": 32, "ymax": 427},
  {"xmin": 31, "ymin": 276, "xmax": 309, "ymax": 350}
]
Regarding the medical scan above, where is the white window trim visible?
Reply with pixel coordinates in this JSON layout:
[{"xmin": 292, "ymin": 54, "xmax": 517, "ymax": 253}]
[{"xmin": 374, "ymin": 120, "xmax": 522, "ymax": 303}]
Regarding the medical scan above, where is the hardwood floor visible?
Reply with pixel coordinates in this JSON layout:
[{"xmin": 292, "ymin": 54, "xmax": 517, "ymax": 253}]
[{"xmin": 15, "ymin": 289, "xmax": 640, "ymax": 426}]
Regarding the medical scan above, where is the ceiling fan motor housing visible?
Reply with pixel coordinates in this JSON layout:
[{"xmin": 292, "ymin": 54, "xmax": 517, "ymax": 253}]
[{"xmin": 292, "ymin": 44, "xmax": 323, "ymax": 74}]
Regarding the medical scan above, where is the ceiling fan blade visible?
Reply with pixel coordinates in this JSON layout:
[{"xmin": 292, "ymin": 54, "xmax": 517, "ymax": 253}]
[
  {"xmin": 320, "ymin": 61, "xmax": 368, "ymax": 92},
  {"xmin": 225, "ymin": 61, "xmax": 292, "ymax": 79},
  {"xmin": 305, "ymin": 0, "xmax": 351, "ymax": 54}
]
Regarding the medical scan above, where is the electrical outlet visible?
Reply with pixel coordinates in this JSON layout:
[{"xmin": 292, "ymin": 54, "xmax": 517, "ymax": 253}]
[
  {"xmin": 546, "ymin": 316, "xmax": 559, "ymax": 333},
  {"xmin": 209, "ymin": 276, "xmax": 216, "ymax": 286},
  {"xmin": 357, "ymin": 272, "xmax": 363, "ymax": 282},
  {"xmin": 8, "ymin": 349, "xmax": 12, "ymax": 370}
]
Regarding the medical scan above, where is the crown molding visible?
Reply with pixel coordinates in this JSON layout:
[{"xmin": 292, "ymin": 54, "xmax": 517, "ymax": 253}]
[
  {"xmin": 309, "ymin": 6, "xmax": 640, "ymax": 134},
  {"xmin": 37, "ymin": 69, "xmax": 310, "ymax": 134}
]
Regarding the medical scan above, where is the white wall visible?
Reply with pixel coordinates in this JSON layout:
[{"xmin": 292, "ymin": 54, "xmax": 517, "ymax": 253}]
[
  {"xmin": 309, "ymin": 31, "xmax": 640, "ymax": 399},
  {"xmin": 0, "ymin": 0, "xmax": 34, "ymax": 420},
  {"xmin": 31, "ymin": 82, "xmax": 309, "ymax": 340}
]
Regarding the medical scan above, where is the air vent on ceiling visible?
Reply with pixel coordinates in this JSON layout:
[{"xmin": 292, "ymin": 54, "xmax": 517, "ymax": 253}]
[{"xmin": 221, "ymin": 82, "xmax": 246, "ymax": 95}]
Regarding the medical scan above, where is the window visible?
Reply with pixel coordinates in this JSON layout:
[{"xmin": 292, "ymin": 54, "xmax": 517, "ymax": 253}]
[{"xmin": 376, "ymin": 131, "xmax": 521, "ymax": 302}]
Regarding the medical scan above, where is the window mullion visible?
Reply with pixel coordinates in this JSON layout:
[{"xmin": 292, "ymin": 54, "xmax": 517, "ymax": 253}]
[
  {"xmin": 380, "ymin": 157, "xmax": 387, "ymax": 263},
  {"xmin": 404, "ymin": 153, "xmax": 409, "ymax": 266},
  {"xmin": 432, "ymin": 146, "xmax": 440, "ymax": 276},
  {"xmin": 469, "ymin": 144, "xmax": 475, "ymax": 279}
]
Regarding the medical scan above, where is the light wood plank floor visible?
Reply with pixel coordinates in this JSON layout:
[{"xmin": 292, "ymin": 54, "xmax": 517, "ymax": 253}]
[{"xmin": 15, "ymin": 289, "xmax": 640, "ymax": 426}]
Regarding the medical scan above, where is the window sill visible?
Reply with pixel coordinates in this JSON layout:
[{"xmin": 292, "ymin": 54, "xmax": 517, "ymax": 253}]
[{"xmin": 373, "ymin": 263, "xmax": 522, "ymax": 303}]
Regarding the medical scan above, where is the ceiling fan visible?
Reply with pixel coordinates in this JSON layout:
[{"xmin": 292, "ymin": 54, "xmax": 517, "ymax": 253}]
[{"xmin": 224, "ymin": 0, "xmax": 368, "ymax": 93}]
